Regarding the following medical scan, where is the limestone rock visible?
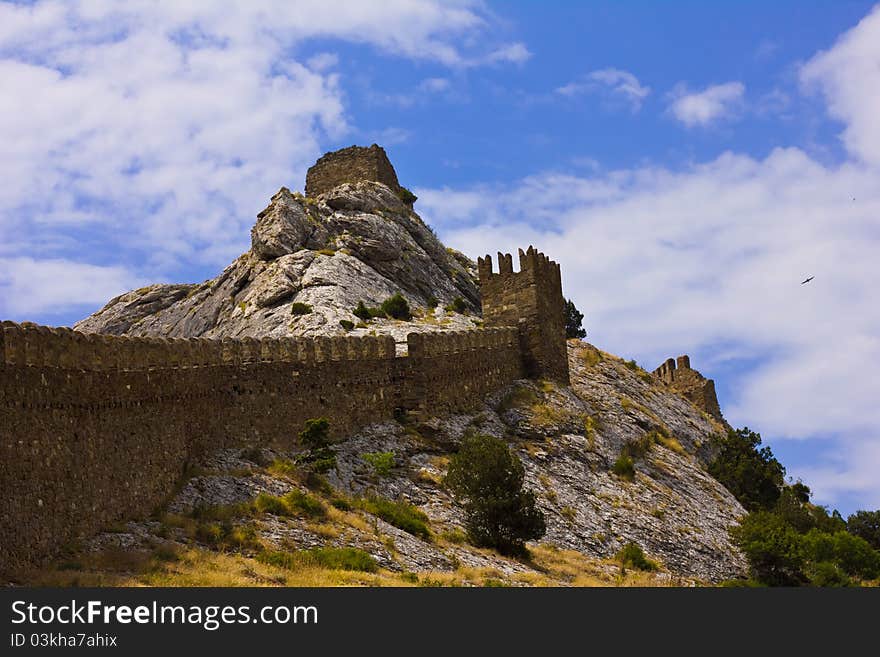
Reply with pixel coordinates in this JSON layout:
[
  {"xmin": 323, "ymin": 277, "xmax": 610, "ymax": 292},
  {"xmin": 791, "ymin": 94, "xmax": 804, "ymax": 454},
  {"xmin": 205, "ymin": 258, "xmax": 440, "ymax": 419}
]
[{"xmin": 76, "ymin": 179, "xmax": 480, "ymax": 339}]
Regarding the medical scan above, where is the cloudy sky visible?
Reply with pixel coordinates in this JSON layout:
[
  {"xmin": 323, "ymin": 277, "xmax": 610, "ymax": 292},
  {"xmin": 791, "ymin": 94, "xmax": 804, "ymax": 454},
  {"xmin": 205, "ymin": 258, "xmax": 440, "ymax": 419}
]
[{"xmin": 1, "ymin": 1, "xmax": 878, "ymax": 514}]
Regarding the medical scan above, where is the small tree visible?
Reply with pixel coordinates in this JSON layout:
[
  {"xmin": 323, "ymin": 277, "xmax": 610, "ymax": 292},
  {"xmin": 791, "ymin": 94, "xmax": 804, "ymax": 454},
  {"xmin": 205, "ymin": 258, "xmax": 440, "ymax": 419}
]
[
  {"xmin": 564, "ymin": 298, "xmax": 586, "ymax": 339},
  {"xmin": 445, "ymin": 434, "xmax": 546, "ymax": 556},
  {"xmin": 298, "ymin": 418, "xmax": 336, "ymax": 473},
  {"xmin": 847, "ymin": 510, "xmax": 880, "ymax": 550},
  {"xmin": 708, "ymin": 427, "xmax": 785, "ymax": 512}
]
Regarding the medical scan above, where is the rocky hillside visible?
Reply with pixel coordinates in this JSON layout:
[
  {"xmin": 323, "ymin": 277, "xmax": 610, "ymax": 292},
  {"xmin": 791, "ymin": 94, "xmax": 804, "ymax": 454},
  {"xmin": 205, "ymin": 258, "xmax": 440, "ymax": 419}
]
[
  {"xmin": 28, "ymin": 342, "xmax": 746, "ymax": 586},
  {"xmin": 75, "ymin": 182, "xmax": 481, "ymax": 344},
  {"xmin": 64, "ymin": 148, "xmax": 747, "ymax": 585}
]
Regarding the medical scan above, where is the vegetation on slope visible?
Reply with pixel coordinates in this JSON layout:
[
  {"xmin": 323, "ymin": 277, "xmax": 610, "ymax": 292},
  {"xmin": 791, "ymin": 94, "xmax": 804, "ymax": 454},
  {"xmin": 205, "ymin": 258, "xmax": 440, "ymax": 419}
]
[{"xmin": 711, "ymin": 427, "xmax": 880, "ymax": 586}]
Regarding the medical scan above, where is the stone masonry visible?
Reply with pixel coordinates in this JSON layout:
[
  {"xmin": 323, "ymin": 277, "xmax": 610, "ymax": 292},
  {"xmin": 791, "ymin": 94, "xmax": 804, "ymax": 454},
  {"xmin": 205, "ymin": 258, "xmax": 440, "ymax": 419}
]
[
  {"xmin": 653, "ymin": 355, "xmax": 724, "ymax": 423},
  {"xmin": 478, "ymin": 247, "xmax": 570, "ymax": 385},
  {"xmin": 0, "ymin": 244, "xmax": 572, "ymax": 576},
  {"xmin": 305, "ymin": 144, "xmax": 402, "ymax": 198}
]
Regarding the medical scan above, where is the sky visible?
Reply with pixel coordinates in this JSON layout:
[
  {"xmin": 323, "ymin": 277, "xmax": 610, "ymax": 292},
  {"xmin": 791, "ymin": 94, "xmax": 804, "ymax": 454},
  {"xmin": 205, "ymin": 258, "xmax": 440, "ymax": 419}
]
[{"xmin": 1, "ymin": 0, "xmax": 878, "ymax": 514}]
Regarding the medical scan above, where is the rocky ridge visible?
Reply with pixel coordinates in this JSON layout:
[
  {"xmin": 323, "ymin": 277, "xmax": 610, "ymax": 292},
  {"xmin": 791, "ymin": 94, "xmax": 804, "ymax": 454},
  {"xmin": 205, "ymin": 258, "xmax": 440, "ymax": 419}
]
[{"xmin": 75, "ymin": 182, "xmax": 480, "ymax": 345}]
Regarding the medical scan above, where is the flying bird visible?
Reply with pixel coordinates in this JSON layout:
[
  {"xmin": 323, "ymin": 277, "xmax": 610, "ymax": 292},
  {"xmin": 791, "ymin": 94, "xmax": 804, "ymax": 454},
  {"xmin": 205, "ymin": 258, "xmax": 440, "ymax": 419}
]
[{"xmin": 801, "ymin": 276, "xmax": 814, "ymax": 285}]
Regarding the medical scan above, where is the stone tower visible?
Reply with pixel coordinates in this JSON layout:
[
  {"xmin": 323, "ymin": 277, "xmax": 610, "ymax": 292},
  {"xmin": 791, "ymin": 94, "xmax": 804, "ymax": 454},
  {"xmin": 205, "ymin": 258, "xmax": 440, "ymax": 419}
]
[
  {"xmin": 305, "ymin": 144, "xmax": 402, "ymax": 198},
  {"xmin": 478, "ymin": 246, "xmax": 570, "ymax": 384},
  {"xmin": 653, "ymin": 355, "xmax": 725, "ymax": 423}
]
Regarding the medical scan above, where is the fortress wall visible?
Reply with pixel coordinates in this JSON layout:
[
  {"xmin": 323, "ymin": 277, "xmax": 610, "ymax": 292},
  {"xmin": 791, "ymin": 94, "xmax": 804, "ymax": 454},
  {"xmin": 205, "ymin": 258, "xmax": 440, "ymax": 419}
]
[{"xmin": 0, "ymin": 322, "xmax": 521, "ymax": 577}]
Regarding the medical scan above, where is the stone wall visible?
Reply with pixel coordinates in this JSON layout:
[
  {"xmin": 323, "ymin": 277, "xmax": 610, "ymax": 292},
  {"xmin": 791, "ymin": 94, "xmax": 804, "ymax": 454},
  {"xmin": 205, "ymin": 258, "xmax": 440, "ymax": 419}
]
[
  {"xmin": 478, "ymin": 247, "xmax": 570, "ymax": 384},
  {"xmin": 0, "ymin": 321, "xmax": 523, "ymax": 577},
  {"xmin": 305, "ymin": 144, "xmax": 401, "ymax": 198},
  {"xmin": 653, "ymin": 355, "xmax": 724, "ymax": 423}
]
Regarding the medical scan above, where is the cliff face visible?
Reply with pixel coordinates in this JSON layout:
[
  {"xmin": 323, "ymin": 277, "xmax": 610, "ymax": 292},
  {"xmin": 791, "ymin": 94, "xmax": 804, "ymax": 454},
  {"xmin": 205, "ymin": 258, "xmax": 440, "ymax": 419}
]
[{"xmin": 75, "ymin": 181, "xmax": 480, "ymax": 343}]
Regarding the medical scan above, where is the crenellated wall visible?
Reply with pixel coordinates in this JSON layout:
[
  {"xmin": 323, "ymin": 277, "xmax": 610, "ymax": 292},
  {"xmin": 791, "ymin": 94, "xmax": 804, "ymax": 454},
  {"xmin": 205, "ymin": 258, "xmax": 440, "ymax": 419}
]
[
  {"xmin": 652, "ymin": 354, "xmax": 724, "ymax": 423},
  {"xmin": 0, "ymin": 320, "xmax": 525, "ymax": 577},
  {"xmin": 478, "ymin": 246, "xmax": 570, "ymax": 384}
]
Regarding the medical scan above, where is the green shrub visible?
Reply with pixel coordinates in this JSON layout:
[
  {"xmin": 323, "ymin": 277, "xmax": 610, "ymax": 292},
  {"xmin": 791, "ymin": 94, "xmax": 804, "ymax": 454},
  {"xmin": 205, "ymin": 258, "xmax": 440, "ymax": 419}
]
[
  {"xmin": 330, "ymin": 497, "xmax": 353, "ymax": 511},
  {"xmin": 298, "ymin": 417, "xmax": 336, "ymax": 473},
  {"xmin": 361, "ymin": 496, "xmax": 430, "ymax": 540},
  {"xmin": 426, "ymin": 296, "xmax": 438, "ymax": 309},
  {"xmin": 361, "ymin": 451, "xmax": 395, "ymax": 477},
  {"xmin": 284, "ymin": 490, "xmax": 327, "ymax": 519},
  {"xmin": 616, "ymin": 542, "xmax": 658, "ymax": 571},
  {"xmin": 624, "ymin": 359, "xmax": 639, "ymax": 371},
  {"xmin": 564, "ymin": 298, "xmax": 586, "ymax": 339},
  {"xmin": 445, "ymin": 296, "xmax": 467, "ymax": 314},
  {"xmin": 258, "ymin": 548, "xmax": 378, "ymax": 573},
  {"xmin": 805, "ymin": 562, "xmax": 852, "ymax": 587},
  {"xmin": 708, "ymin": 427, "xmax": 785, "ymax": 512},
  {"xmin": 290, "ymin": 302, "xmax": 312, "ymax": 316},
  {"xmin": 353, "ymin": 301, "xmax": 372, "ymax": 322},
  {"xmin": 397, "ymin": 186, "xmax": 418, "ymax": 205},
  {"xmin": 339, "ymin": 319, "xmax": 354, "ymax": 331},
  {"xmin": 444, "ymin": 434, "xmax": 546, "ymax": 556},
  {"xmin": 730, "ymin": 511, "xmax": 806, "ymax": 586},
  {"xmin": 381, "ymin": 293, "xmax": 411, "ymax": 320},
  {"xmin": 847, "ymin": 510, "xmax": 880, "ymax": 550},
  {"xmin": 612, "ymin": 454, "xmax": 635, "ymax": 481}
]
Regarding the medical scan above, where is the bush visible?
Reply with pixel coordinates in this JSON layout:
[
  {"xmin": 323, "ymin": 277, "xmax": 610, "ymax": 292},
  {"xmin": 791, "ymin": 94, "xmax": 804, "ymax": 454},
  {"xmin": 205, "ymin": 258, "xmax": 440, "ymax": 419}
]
[
  {"xmin": 380, "ymin": 293, "xmax": 411, "ymax": 320},
  {"xmin": 427, "ymin": 296, "xmax": 438, "ymax": 309},
  {"xmin": 624, "ymin": 359, "xmax": 639, "ymax": 372},
  {"xmin": 361, "ymin": 451, "xmax": 395, "ymax": 477},
  {"xmin": 445, "ymin": 434, "xmax": 546, "ymax": 556},
  {"xmin": 445, "ymin": 296, "xmax": 467, "ymax": 314},
  {"xmin": 564, "ymin": 298, "xmax": 586, "ymax": 339},
  {"xmin": 339, "ymin": 319, "xmax": 354, "ymax": 331},
  {"xmin": 397, "ymin": 186, "xmax": 418, "ymax": 205},
  {"xmin": 361, "ymin": 496, "xmax": 430, "ymax": 540},
  {"xmin": 612, "ymin": 455, "xmax": 635, "ymax": 481},
  {"xmin": 847, "ymin": 510, "xmax": 880, "ymax": 550},
  {"xmin": 708, "ymin": 427, "xmax": 785, "ymax": 512},
  {"xmin": 290, "ymin": 302, "xmax": 312, "ymax": 316},
  {"xmin": 616, "ymin": 542, "xmax": 658, "ymax": 571},
  {"xmin": 805, "ymin": 562, "xmax": 852, "ymax": 587},
  {"xmin": 730, "ymin": 511, "xmax": 805, "ymax": 586},
  {"xmin": 353, "ymin": 301, "xmax": 372, "ymax": 322}
]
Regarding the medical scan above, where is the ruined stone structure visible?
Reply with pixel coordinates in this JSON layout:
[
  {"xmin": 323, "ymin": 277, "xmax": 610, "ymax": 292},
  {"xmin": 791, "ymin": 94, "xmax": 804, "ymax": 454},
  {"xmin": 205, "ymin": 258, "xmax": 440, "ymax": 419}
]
[
  {"xmin": 0, "ymin": 245, "xmax": 571, "ymax": 576},
  {"xmin": 653, "ymin": 355, "xmax": 724, "ymax": 423},
  {"xmin": 478, "ymin": 247, "xmax": 570, "ymax": 384},
  {"xmin": 305, "ymin": 144, "xmax": 402, "ymax": 198}
]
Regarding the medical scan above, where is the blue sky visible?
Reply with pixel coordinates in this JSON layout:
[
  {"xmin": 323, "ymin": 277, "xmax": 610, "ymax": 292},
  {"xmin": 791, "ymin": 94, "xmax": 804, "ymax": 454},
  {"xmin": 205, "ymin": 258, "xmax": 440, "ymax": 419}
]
[{"xmin": 1, "ymin": 1, "xmax": 878, "ymax": 514}]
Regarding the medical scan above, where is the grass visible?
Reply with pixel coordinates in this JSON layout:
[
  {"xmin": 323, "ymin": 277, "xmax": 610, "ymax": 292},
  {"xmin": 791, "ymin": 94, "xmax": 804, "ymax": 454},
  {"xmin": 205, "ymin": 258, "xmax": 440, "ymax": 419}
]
[
  {"xmin": 258, "ymin": 547, "xmax": 378, "ymax": 573},
  {"xmin": 358, "ymin": 496, "xmax": 430, "ymax": 540},
  {"xmin": 316, "ymin": 248, "xmax": 336, "ymax": 256},
  {"xmin": 253, "ymin": 491, "xmax": 327, "ymax": 520},
  {"xmin": 584, "ymin": 415, "xmax": 601, "ymax": 449},
  {"xmin": 612, "ymin": 455, "xmax": 635, "ymax": 481},
  {"xmin": 578, "ymin": 345, "xmax": 603, "ymax": 367}
]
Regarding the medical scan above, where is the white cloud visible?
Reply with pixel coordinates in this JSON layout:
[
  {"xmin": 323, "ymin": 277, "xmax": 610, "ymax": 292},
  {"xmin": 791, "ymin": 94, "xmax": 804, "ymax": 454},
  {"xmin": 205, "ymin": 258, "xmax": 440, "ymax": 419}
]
[
  {"xmin": 417, "ymin": 145, "xmax": 880, "ymax": 511},
  {"xmin": 306, "ymin": 52, "xmax": 339, "ymax": 72},
  {"xmin": 485, "ymin": 42, "xmax": 532, "ymax": 65},
  {"xmin": 800, "ymin": 4, "xmax": 880, "ymax": 166},
  {"xmin": 0, "ymin": 257, "xmax": 146, "ymax": 317},
  {"xmin": 419, "ymin": 77, "xmax": 451, "ymax": 93},
  {"xmin": 556, "ymin": 68, "xmax": 650, "ymax": 112},
  {"xmin": 668, "ymin": 81, "xmax": 746, "ymax": 127},
  {"xmin": 0, "ymin": 0, "xmax": 526, "ymax": 314}
]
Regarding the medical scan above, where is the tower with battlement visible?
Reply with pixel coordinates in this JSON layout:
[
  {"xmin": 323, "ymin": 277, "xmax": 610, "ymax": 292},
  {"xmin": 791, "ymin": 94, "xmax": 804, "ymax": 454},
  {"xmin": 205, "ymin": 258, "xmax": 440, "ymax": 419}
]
[
  {"xmin": 653, "ymin": 354, "xmax": 724, "ymax": 423},
  {"xmin": 478, "ymin": 246, "xmax": 570, "ymax": 384},
  {"xmin": 305, "ymin": 144, "xmax": 402, "ymax": 198}
]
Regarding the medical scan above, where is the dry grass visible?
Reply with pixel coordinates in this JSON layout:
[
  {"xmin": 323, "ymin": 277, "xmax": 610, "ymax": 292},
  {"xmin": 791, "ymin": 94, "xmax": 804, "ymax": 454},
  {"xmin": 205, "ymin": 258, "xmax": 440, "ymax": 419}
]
[{"xmin": 577, "ymin": 345, "xmax": 603, "ymax": 367}]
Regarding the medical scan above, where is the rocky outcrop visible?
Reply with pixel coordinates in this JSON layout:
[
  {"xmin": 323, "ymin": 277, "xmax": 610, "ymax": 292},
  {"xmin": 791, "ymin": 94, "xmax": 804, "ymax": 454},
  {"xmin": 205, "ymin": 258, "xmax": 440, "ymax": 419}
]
[{"xmin": 76, "ymin": 181, "xmax": 480, "ymax": 342}]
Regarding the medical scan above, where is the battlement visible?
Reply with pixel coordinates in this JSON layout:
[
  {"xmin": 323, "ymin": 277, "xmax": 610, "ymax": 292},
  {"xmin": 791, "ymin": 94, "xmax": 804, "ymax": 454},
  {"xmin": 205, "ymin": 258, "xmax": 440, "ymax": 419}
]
[
  {"xmin": 653, "ymin": 354, "xmax": 723, "ymax": 423},
  {"xmin": 304, "ymin": 144, "xmax": 401, "ymax": 198},
  {"xmin": 478, "ymin": 246, "xmax": 569, "ymax": 384}
]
